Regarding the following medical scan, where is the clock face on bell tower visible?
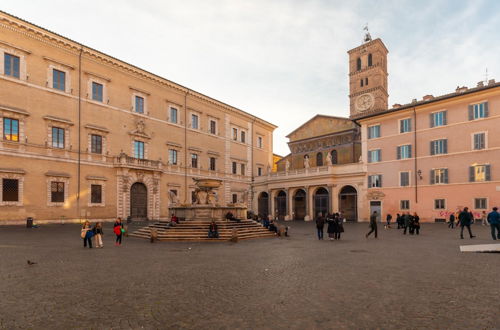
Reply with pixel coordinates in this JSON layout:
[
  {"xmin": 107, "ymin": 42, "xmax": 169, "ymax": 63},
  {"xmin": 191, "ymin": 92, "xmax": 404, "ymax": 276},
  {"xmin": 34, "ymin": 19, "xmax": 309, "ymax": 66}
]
[{"xmin": 347, "ymin": 37, "xmax": 389, "ymax": 117}]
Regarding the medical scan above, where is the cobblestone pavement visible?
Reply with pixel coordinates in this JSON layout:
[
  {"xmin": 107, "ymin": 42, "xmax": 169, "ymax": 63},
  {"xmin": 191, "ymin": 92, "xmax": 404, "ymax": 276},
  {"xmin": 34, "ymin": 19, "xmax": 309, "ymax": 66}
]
[{"xmin": 0, "ymin": 221, "xmax": 498, "ymax": 329}]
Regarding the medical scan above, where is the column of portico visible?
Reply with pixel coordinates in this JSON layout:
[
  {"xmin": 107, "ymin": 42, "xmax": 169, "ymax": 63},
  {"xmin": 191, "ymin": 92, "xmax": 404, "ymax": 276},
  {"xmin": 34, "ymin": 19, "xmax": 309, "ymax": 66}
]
[
  {"xmin": 329, "ymin": 184, "xmax": 337, "ymax": 213},
  {"xmin": 306, "ymin": 185, "xmax": 314, "ymax": 221},
  {"xmin": 287, "ymin": 187, "xmax": 293, "ymax": 220},
  {"xmin": 268, "ymin": 190, "xmax": 274, "ymax": 218}
]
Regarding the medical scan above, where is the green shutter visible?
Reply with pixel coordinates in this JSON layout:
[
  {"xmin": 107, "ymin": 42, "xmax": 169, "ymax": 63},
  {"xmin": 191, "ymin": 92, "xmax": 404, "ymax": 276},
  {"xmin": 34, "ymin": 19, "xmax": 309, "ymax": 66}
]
[
  {"xmin": 430, "ymin": 170, "xmax": 435, "ymax": 184},
  {"xmin": 430, "ymin": 141, "xmax": 435, "ymax": 155},
  {"xmin": 397, "ymin": 146, "xmax": 401, "ymax": 160},
  {"xmin": 443, "ymin": 111, "xmax": 447, "ymax": 125},
  {"xmin": 444, "ymin": 169, "xmax": 449, "ymax": 184},
  {"xmin": 430, "ymin": 113, "xmax": 434, "ymax": 128},
  {"xmin": 484, "ymin": 102, "xmax": 489, "ymax": 118},
  {"xmin": 469, "ymin": 166, "xmax": 475, "ymax": 182},
  {"xmin": 368, "ymin": 176, "xmax": 372, "ymax": 187},
  {"xmin": 468, "ymin": 105, "xmax": 474, "ymax": 120},
  {"xmin": 443, "ymin": 140, "xmax": 448, "ymax": 154},
  {"xmin": 485, "ymin": 165, "xmax": 491, "ymax": 181},
  {"xmin": 408, "ymin": 145, "xmax": 412, "ymax": 158}
]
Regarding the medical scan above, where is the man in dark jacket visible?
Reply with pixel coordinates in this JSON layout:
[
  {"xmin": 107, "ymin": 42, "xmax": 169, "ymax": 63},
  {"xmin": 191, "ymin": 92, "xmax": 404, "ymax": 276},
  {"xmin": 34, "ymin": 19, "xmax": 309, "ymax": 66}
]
[
  {"xmin": 366, "ymin": 211, "xmax": 378, "ymax": 238},
  {"xmin": 458, "ymin": 207, "xmax": 475, "ymax": 239},
  {"xmin": 448, "ymin": 213, "xmax": 455, "ymax": 228},
  {"xmin": 487, "ymin": 207, "xmax": 500, "ymax": 240},
  {"xmin": 403, "ymin": 212, "xmax": 411, "ymax": 235},
  {"xmin": 315, "ymin": 212, "xmax": 325, "ymax": 240}
]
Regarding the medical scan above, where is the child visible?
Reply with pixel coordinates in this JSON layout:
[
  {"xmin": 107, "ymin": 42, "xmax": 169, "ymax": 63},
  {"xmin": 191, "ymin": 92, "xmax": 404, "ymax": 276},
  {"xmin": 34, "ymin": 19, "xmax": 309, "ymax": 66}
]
[
  {"xmin": 93, "ymin": 222, "xmax": 104, "ymax": 248},
  {"xmin": 113, "ymin": 218, "xmax": 123, "ymax": 246},
  {"xmin": 81, "ymin": 221, "xmax": 93, "ymax": 248}
]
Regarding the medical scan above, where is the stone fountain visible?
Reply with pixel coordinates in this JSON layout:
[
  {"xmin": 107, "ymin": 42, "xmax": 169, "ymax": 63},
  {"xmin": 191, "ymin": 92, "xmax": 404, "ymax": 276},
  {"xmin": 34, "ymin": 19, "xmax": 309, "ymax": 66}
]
[{"xmin": 170, "ymin": 178, "xmax": 247, "ymax": 221}]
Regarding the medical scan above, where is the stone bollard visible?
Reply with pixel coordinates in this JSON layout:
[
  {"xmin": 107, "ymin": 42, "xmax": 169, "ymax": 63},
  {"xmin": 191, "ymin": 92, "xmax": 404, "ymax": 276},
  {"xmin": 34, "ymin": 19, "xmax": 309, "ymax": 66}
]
[
  {"xmin": 150, "ymin": 229, "xmax": 158, "ymax": 243},
  {"xmin": 230, "ymin": 228, "xmax": 239, "ymax": 243}
]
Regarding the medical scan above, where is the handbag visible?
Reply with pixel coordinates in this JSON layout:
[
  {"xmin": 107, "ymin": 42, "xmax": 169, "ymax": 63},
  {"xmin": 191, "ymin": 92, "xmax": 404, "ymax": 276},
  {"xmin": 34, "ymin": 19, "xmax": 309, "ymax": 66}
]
[
  {"xmin": 80, "ymin": 229, "xmax": 87, "ymax": 238},
  {"xmin": 113, "ymin": 226, "xmax": 122, "ymax": 235}
]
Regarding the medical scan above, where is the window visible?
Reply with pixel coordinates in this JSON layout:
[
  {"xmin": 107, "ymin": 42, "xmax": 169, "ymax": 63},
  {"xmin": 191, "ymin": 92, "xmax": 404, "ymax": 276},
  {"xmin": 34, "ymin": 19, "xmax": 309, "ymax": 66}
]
[
  {"xmin": 397, "ymin": 145, "xmax": 412, "ymax": 159},
  {"xmin": 356, "ymin": 57, "xmax": 361, "ymax": 71},
  {"xmin": 52, "ymin": 127, "xmax": 65, "ymax": 149},
  {"xmin": 368, "ymin": 125, "xmax": 380, "ymax": 139},
  {"xmin": 90, "ymin": 184, "xmax": 102, "ymax": 204},
  {"xmin": 169, "ymin": 107, "xmax": 178, "ymax": 124},
  {"xmin": 241, "ymin": 131, "xmax": 246, "ymax": 143},
  {"xmin": 430, "ymin": 111, "xmax": 447, "ymax": 127},
  {"xmin": 316, "ymin": 152, "xmax": 323, "ymax": 166},
  {"xmin": 434, "ymin": 199, "xmax": 446, "ymax": 210},
  {"xmin": 168, "ymin": 149, "xmax": 178, "ymax": 165},
  {"xmin": 258, "ymin": 167, "xmax": 263, "ymax": 176},
  {"xmin": 469, "ymin": 102, "xmax": 488, "ymax": 120},
  {"xmin": 92, "ymin": 82, "xmax": 103, "ymax": 102},
  {"xmin": 191, "ymin": 153, "xmax": 198, "ymax": 168},
  {"xmin": 368, "ymin": 175, "xmax": 382, "ymax": 188},
  {"xmin": 135, "ymin": 96, "xmax": 144, "ymax": 114},
  {"xmin": 232, "ymin": 128, "xmax": 238, "ymax": 141},
  {"xmin": 400, "ymin": 118, "xmax": 412, "ymax": 133},
  {"xmin": 3, "ymin": 118, "xmax": 19, "ymax": 142},
  {"xmin": 400, "ymin": 172, "xmax": 410, "ymax": 187},
  {"xmin": 4, "ymin": 53, "xmax": 20, "ymax": 78},
  {"xmin": 209, "ymin": 120, "xmax": 217, "ymax": 134},
  {"xmin": 53, "ymin": 69, "xmax": 66, "ymax": 91},
  {"xmin": 51, "ymin": 182, "xmax": 65, "ymax": 203},
  {"xmin": 331, "ymin": 150, "xmax": 338, "ymax": 164},
  {"xmin": 368, "ymin": 53, "xmax": 373, "ymax": 66},
  {"xmin": 474, "ymin": 198, "xmax": 487, "ymax": 209},
  {"xmin": 430, "ymin": 139, "xmax": 447, "ymax": 155},
  {"xmin": 258, "ymin": 136, "xmax": 263, "ymax": 148},
  {"xmin": 469, "ymin": 164, "xmax": 491, "ymax": 182},
  {"xmin": 209, "ymin": 157, "xmax": 216, "ymax": 171},
  {"xmin": 368, "ymin": 149, "xmax": 381, "ymax": 163},
  {"xmin": 2, "ymin": 179, "xmax": 19, "ymax": 202},
  {"xmin": 191, "ymin": 114, "xmax": 199, "ymax": 129},
  {"xmin": 134, "ymin": 141, "xmax": 144, "ymax": 159},
  {"xmin": 90, "ymin": 134, "xmax": 102, "ymax": 154},
  {"xmin": 360, "ymin": 79, "xmax": 363, "ymax": 87},
  {"xmin": 430, "ymin": 168, "xmax": 449, "ymax": 184},
  {"xmin": 473, "ymin": 133, "xmax": 485, "ymax": 150},
  {"xmin": 232, "ymin": 162, "xmax": 237, "ymax": 174},
  {"xmin": 400, "ymin": 200, "xmax": 410, "ymax": 210},
  {"xmin": 365, "ymin": 78, "xmax": 368, "ymax": 86},
  {"xmin": 232, "ymin": 194, "xmax": 238, "ymax": 204},
  {"xmin": 241, "ymin": 164, "xmax": 245, "ymax": 175}
]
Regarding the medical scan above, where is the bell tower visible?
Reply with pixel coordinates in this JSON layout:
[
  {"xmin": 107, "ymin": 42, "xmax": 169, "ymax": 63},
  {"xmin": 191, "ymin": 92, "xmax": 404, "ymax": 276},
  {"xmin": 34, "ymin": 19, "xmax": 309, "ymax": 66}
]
[{"xmin": 348, "ymin": 29, "xmax": 388, "ymax": 117}]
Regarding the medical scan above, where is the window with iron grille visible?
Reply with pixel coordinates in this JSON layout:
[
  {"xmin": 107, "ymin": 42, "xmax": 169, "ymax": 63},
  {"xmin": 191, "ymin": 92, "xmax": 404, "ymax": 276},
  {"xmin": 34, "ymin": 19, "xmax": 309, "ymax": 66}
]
[
  {"xmin": 51, "ymin": 182, "xmax": 65, "ymax": 203},
  {"xmin": 92, "ymin": 82, "xmax": 103, "ymax": 102},
  {"xmin": 4, "ymin": 53, "xmax": 20, "ymax": 78},
  {"xmin": 91, "ymin": 134, "xmax": 102, "ymax": 154},
  {"xmin": 52, "ymin": 127, "xmax": 65, "ymax": 148},
  {"xmin": 209, "ymin": 157, "xmax": 216, "ymax": 171},
  {"xmin": 191, "ymin": 153, "xmax": 198, "ymax": 168},
  {"xmin": 53, "ymin": 69, "xmax": 66, "ymax": 91},
  {"xmin": 90, "ymin": 184, "xmax": 102, "ymax": 204},
  {"xmin": 3, "ymin": 118, "xmax": 19, "ymax": 142},
  {"xmin": 2, "ymin": 179, "xmax": 19, "ymax": 202}
]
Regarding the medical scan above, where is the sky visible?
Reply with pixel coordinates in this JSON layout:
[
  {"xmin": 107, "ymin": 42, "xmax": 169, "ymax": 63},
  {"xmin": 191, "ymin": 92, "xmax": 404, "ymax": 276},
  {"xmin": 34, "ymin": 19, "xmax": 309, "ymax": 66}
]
[{"xmin": 3, "ymin": 0, "xmax": 500, "ymax": 156}]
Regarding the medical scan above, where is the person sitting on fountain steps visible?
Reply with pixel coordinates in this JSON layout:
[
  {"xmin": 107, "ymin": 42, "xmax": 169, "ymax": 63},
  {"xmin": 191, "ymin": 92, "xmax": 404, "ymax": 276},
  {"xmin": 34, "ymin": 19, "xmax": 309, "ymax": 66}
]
[
  {"xmin": 225, "ymin": 211, "xmax": 241, "ymax": 223},
  {"xmin": 208, "ymin": 220, "xmax": 219, "ymax": 238}
]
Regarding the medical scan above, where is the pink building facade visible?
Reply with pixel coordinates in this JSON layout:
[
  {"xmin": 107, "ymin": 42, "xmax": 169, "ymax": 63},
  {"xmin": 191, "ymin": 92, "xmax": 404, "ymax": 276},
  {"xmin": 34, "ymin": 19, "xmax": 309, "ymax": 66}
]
[{"xmin": 357, "ymin": 84, "xmax": 500, "ymax": 222}]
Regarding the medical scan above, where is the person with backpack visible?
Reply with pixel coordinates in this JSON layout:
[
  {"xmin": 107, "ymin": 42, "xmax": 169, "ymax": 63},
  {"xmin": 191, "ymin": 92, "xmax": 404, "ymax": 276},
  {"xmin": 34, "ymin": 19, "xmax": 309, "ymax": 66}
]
[
  {"xmin": 458, "ymin": 207, "xmax": 475, "ymax": 239},
  {"xmin": 81, "ymin": 220, "xmax": 93, "ymax": 249},
  {"xmin": 448, "ymin": 213, "xmax": 455, "ymax": 228},
  {"xmin": 384, "ymin": 213, "xmax": 392, "ymax": 229},
  {"xmin": 315, "ymin": 212, "xmax": 325, "ymax": 240},
  {"xmin": 487, "ymin": 207, "xmax": 500, "ymax": 240},
  {"xmin": 113, "ymin": 218, "xmax": 124, "ymax": 246}
]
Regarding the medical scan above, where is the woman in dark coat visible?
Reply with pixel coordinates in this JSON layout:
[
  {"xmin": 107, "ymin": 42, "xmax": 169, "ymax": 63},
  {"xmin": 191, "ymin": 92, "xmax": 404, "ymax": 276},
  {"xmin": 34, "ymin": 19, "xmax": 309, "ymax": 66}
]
[
  {"xmin": 326, "ymin": 213, "xmax": 336, "ymax": 240},
  {"xmin": 335, "ymin": 213, "xmax": 344, "ymax": 240}
]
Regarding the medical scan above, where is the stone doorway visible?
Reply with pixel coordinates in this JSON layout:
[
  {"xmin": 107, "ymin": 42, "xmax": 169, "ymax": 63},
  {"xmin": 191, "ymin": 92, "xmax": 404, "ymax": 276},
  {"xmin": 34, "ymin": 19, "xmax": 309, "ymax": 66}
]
[
  {"xmin": 293, "ymin": 189, "xmax": 307, "ymax": 220},
  {"xmin": 276, "ymin": 190, "xmax": 287, "ymax": 220},
  {"xmin": 258, "ymin": 192, "xmax": 269, "ymax": 218},
  {"xmin": 130, "ymin": 182, "xmax": 148, "ymax": 220},
  {"xmin": 339, "ymin": 185, "xmax": 357, "ymax": 221},
  {"xmin": 314, "ymin": 187, "xmax": 329, "ymax": 217}
]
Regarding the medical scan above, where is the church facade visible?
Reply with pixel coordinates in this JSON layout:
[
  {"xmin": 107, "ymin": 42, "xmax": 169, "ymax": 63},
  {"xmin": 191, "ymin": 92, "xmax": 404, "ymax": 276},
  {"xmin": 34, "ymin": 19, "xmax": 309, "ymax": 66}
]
[{"xmin": 0, "ymin": 12, "xmax": 276, "ymax": 223}]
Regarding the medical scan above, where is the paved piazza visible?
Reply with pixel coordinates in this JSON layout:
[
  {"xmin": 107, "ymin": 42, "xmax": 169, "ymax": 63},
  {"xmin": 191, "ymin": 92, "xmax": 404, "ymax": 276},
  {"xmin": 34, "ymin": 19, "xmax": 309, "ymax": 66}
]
[{"xmin": 0, "ymin": 221, "xmax": 498, "ymax": 329}]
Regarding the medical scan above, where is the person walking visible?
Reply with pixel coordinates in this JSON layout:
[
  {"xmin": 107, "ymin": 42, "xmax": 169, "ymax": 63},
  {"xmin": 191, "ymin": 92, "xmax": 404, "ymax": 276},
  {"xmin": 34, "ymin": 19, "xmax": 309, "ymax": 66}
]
[
  {"xmin": 481, "ymin": 211, "xmax": 488, "ymax": 226},
  {"xmin": 396, "ymin": 213, "xmax": 402, "ymax": 229},
  {"xmin": 413, "ymin": 213, "xmax": 420, "ymax": 235},
  {"xmin": 403, "ymin": 212, "xmax": 411, "ymax": 235},
  {"xmin": 335, "ymin": 213, "xmax": 344, "ymax": 240},
  {"xmin": 326, "ymin": 213, "xmax": 336, "ymax": 240},
  {"xmin": 385, "ymin": 213, "xmax": 392, "ymax": 229},
  {"xmin": 487, "ymin": 207, "xmax": 500, "ymax": 240},
  {"xmin": 458, "ymin": 207, "xmax": 475, "ymax": 239},
  {"xmin": 81, "ymin": 221, "xmax": 93, "ymax": 249},
  {"xmin": 113, "ymin": 217, "xmax": 124, "ymax": 246},
  {"xmin": 315, "ymin": 212, "xmax": 325, "ymax": 240},
  {"xmin": 366, "ymin": 211, "xmax": 378, "ymax": 238},
  {"xmin": 93, "ymin": 222, "xmax": 104, "ymax": 248},
  {"xmin": 448, "ymin": 213, "xmax": 455, "ymax": 229}
]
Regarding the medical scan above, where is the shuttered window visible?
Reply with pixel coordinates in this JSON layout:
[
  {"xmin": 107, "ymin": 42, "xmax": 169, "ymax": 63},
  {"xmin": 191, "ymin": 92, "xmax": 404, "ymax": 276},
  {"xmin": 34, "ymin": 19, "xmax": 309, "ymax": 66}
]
[
  {"xmin": 430, "ymin": 168, "xmax": 448, "ymax": 184},
  {"xmin": 368, "ymin": 125, "xmax": 380, "ymax": 139},
  {"xmin": 430, "ymin": 139, "xmax": 447, "ymax": 155},
  {"xmin": 400, "ymin": 118, "xmax": 412, "ymax": 133},
  {"xmin": 430, "ymin": 111, "xmax": 447, "ymax": 127},
  {"xmin": 473, "ymin": 133, "xmax": 485, "ymax": 150},
  {"xmin": 469, "ymin": 165, "xmax": 491, "ymax": 182},
  {"xmin": 468, "ymin": 102, "xmax": 488, "ymax": 120},
  {"xmin": 368, "ymin": 149, "xmax": 381, "ymax": 163},
  {"xmin": 397, "ymin": 145, "xmax": 412, "ymax": 159},
  {"xmin": 368, "ymin": 175, "xmax": 382, "ymax": 188},
  {"xmin": 400, "ymin": 172, "xmax": 410, "ymax": 187}
]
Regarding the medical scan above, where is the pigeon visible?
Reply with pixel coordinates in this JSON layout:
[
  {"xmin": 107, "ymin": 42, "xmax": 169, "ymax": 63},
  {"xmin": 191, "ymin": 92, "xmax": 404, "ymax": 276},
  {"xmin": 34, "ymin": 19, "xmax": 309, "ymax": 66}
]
[{"xmin": 27, "ymin": 260, "xmax": 37, "ymax": 265}]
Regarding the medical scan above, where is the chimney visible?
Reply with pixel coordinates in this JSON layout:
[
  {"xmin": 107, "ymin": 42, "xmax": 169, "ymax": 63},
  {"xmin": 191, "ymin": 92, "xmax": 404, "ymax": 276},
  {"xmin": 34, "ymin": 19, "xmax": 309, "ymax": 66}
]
[
  {"xmin": 477, "ymin": 81, "xmax": 484, "ymax": 87},
  {"xmin": 488, "ymin": 79, "xmax": 496, "ymax": 85},
  {"xmin": 411, "ymin": 98, "xmax": 417, "ymax": 103},
  {"xmin": 456, "ymin": 86, "xmax": 468, "ymax": 93},
  {"xmin": 392, "ymin": 103, "xmax": 402, "ymax": 108},
  {"xmin": 422, "ymin": 94, "xmax": 434, "ymax": 101}
]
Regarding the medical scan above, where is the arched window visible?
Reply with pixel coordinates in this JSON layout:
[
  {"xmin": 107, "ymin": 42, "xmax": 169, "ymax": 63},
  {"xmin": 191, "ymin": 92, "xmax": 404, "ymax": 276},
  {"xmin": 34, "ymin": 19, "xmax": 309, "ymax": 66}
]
[
  {"xmin": 356, "ymin": 57, "xmax": 361, "ymax": 71},
  {"xmin": 368, "ymin": 54, "xmax": 373, "ymax": 66},
  {"xmin": 316, "ymin": 152, "xmax": 323, "ymax": 166},
  {"xmin": 331, "ymin": 150, "xmax": 338, "ymax": 164}
]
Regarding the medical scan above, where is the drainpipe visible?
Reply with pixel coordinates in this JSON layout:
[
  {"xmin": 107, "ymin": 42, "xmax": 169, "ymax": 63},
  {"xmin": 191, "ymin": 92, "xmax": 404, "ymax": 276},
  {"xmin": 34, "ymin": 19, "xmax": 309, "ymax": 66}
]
[
  {"xmin": 77, "ymin": 47, "xmax": 83, "ymax": 221},
  {"xmin": 413, "ymin": 107, "xmax": 418, "ymax": 204},
  {"xmin": 184, "ymin": 90, "xmax": 189, "ymax": 204},
  {"xmin": 250, "ymin": 118, "xmax": 255, "ymax": 212}
]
